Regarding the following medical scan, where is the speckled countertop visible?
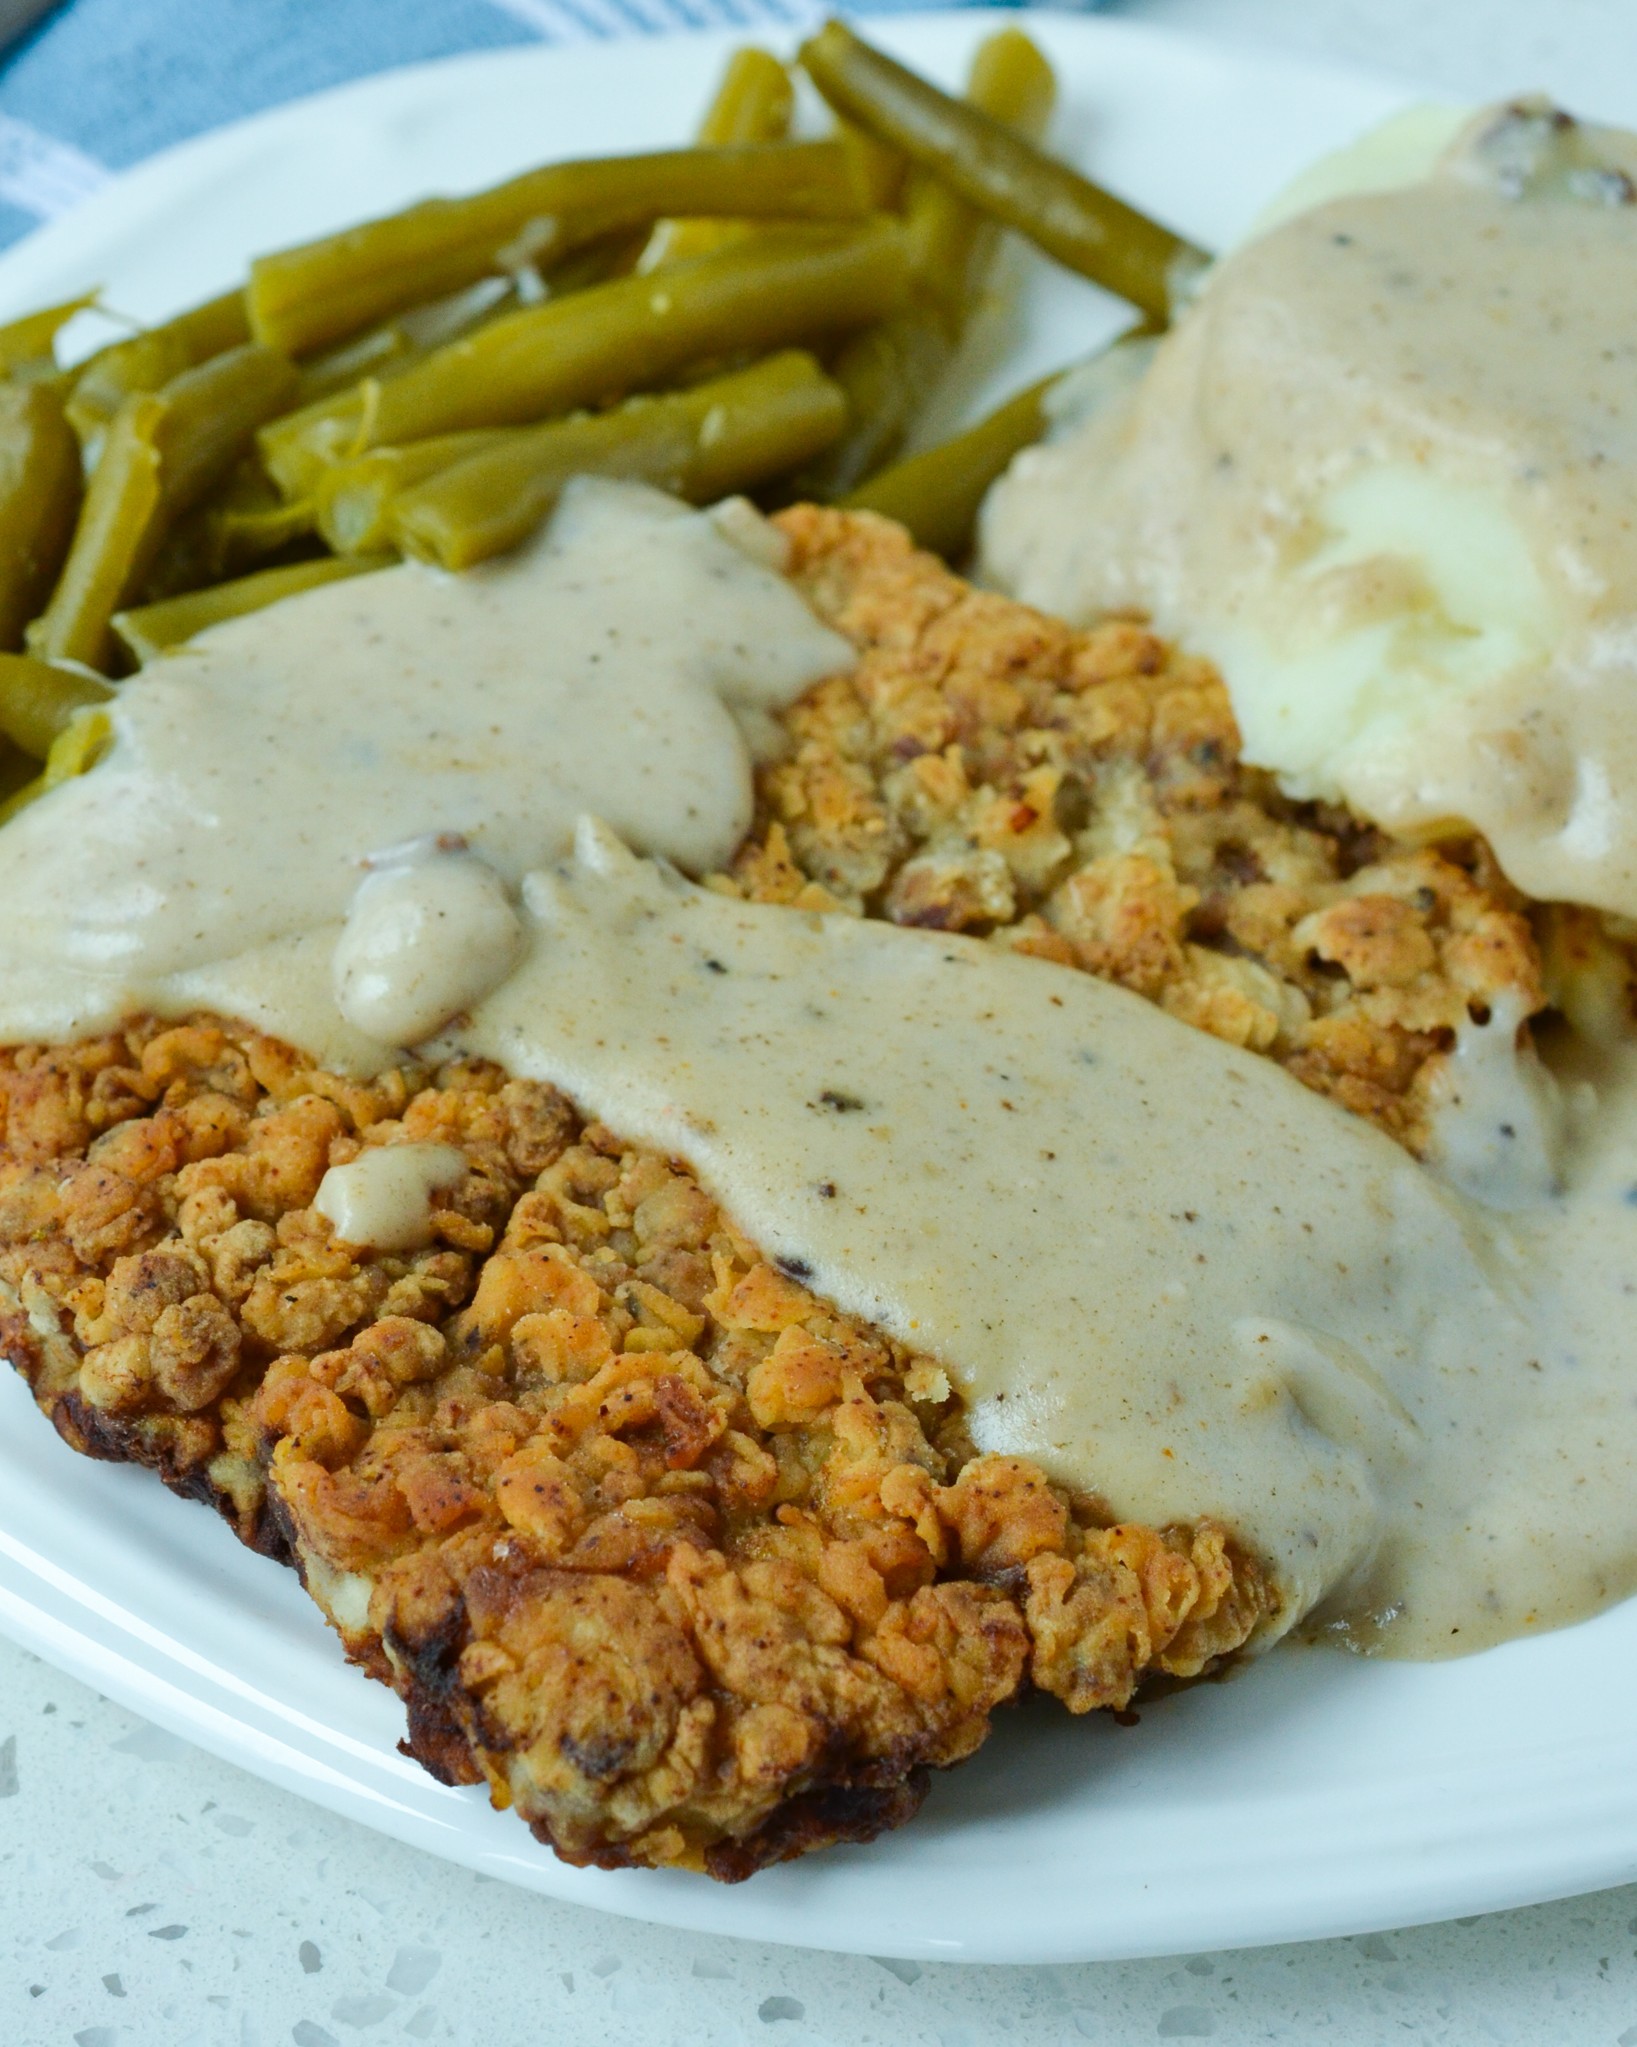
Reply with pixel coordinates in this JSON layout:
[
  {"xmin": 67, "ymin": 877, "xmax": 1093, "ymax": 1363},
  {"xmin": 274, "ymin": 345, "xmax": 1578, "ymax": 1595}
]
[
  {"xmin": 7, "ymin": 3, "xmax": 1637, "ymax": 2043},
  {"xmin": 8, "ymin": 1637, "xmax": 1637, "ymax": 2045}
]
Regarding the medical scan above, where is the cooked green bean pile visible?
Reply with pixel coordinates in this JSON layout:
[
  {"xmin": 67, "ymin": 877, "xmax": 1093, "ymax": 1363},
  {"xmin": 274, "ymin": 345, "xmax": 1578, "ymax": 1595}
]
[{"xmin": 0, "ymin": 23, "xmax": 1199, "ymax": 820}]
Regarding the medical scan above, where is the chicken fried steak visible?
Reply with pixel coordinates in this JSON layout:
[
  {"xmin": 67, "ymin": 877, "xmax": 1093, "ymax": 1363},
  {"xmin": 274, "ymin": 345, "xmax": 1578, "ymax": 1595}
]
[
  {"xmin": 0, "ymin": 512, "xmax": 1554, "ymax": 1876},
  {"xmin": 0, "ymin": 1018, "xmax": 1271, "ymax": 1873}
]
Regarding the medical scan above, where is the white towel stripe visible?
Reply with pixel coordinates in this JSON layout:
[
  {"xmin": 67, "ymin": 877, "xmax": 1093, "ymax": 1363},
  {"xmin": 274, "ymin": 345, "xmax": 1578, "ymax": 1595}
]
[
  {"xmin": 487, "ymin": 0, "xmax": 818, "ymax": 41},
  {"xmin": 0, "ymin": 114, "xmax": 108, "ymax": 220}
]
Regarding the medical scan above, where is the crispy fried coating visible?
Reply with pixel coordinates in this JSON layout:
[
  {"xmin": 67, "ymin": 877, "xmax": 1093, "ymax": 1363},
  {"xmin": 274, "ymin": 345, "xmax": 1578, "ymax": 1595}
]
[
  {"xmin": 730, "ymin": 507, "xmax": 1550, "ymax": 1150},
  {"xmin": 0, "ymin": 510, "xmax": 1569, "ymax": 1877},
  {"xmin": 0, "ymin": 1018, "xmax": 1268, "ymax": 1875}
]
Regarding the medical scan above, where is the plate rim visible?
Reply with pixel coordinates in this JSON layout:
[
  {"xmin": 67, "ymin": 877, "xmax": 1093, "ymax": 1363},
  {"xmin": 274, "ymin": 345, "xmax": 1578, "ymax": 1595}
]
[
  {"xmin": 2, "ymin": 8, "xmax": 1633, "ymax": 1966},
  {"xmin": 0, "ymin": 10, "xmax": 1421, "ymax": 318}
]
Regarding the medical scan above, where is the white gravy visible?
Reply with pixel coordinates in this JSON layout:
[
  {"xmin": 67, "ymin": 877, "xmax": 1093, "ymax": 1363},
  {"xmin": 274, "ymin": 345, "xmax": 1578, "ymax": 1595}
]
[
  {"xmin": 0, "ymin": 478, "xmax": 1634, "ymax": 1661},
  {"xmin": 0, "ymin": 477, "xmax": 852, "ymax": 1055},
  {"xmin": 314, "ymin": 1141, "xmax": 468, "ymax": 1252},
  {"xmin": 980, "ymin": 101, "xmax": 1637, "ymax": 923},
  {"xmin": 449, "ymin": 824, "xmax": 1637, "ymax": 1658},
  {"xmin": 331, "ymin": 841, "xmax": 523, "ymax": 1045}
]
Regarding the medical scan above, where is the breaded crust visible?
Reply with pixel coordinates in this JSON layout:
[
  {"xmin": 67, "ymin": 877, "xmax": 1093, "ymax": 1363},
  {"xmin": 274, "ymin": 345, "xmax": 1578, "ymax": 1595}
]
[
  {"xmin": 0, "ymin": 511, "xmax": 1565, "ymax": 1876},
  {"xmin": 0, "ymin": 1018, "xmax": 1268, "ymax": 1875},
  {"xmin": 733, "ymin": 508, "xmax": 1548, "ymax": 1152}
]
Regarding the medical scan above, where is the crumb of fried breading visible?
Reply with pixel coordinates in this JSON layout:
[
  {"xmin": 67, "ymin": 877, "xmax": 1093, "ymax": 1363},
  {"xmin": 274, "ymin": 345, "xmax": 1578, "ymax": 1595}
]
[
  {"xmin": 0, "ymin": 1015, "xmax": 1271, "ymax": 1877},
  {"xmin": 734, "ymin": 507, "xmax": 1550, "ymax": 1154}
]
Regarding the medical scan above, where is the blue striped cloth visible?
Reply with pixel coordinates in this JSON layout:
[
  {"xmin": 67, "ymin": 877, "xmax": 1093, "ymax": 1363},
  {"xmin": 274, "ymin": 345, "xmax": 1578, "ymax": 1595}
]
[{"xmin": 0, "ymin": 0, "xmax": 1087, "ymax": 252}]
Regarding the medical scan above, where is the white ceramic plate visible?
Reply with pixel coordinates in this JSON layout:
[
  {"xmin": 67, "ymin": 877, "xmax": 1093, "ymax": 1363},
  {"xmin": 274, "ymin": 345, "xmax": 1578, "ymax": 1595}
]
[{"xmin": 3, "ymin": 13, "xmax": 1635, "ymax": 1967}]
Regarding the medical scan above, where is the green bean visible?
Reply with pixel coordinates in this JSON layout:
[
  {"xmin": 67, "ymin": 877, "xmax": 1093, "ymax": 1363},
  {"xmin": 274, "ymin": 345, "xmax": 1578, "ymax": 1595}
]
[
  {"xmin": 66, "ymin": 289, "xmax": 251, "ymax": 455},
  {"xmin": 0, "ymin": 382, "xmax": 82, "ymax": 650},
  {"xmin": 800, "ymin": 19, "xmax": 1206, "ymax": 324},
  {"xmin": 541, "ymin": 229, "xmax": 648, "ymax": 296},
  {"xmin": 0, "ymin": 736, "xmax": 35, "ymax": 809},
  {"xmin": 296, "ymin": 252, "xmax": 623, "ymax": 414},
  {"xmin": 113, "ymin": 552, "xmax": 392, "ymax": 665},
  {"xmin": 29, "ymin": 344, "xmax": 296, "ymax": 669},
  {"xmin": 141, "ymin": 498, "xmax": 317, "ymax": 603},
  {"xmin": 27, "ymin": 394, "xmax": 164, "ymax": 668},
  {"xmin": 646, "ymin": 50, "xmax": 794, "ymax": 271},
  {"xmin": 969, "ymin": 31, "xmax": 1057, "ymax": 143},
  {"xmin": 135, "ymin": 517, "xmax": 218, "ymax": 606},
  {"xmin": 907, "ymin": 27, "xmax": 1056, "ymax": 333},
  {"xmin": 842, "ymin": 370, "xmax": 1056, "ymax": 560},
  {"xmin": 147, "ymin": 289, "xmax": 249, "ymax": 362},
  {"xmin": 0, "ymin": 650, "xmax": 113, "ymax": 759},
  {"xmin": 256, "ymin": 396, "xmax": 357, "ymax": 499},
  {"xmin": 48, "ymin": 707, "xmax": 111, "ymax": 780},
  {"xmin": 294, "ymin": 274, "xmax": 518, "ymax": 404},
  {"xmin": 138, "ymin": 450, "xmax": 312, "ymax": 598},
  {"xmin": 843, "ymin": 323, "xmax": 1159, "ymax": 560},
  {"xmin": 798, "ymin": 29, "xmax": 1056, "ymax": 502},
  {"xmin": 314, "ymin": 430, "xmax": 507, "ymax": 554},
  {"xmin": 260, "ymin": 222, "xmax": 905, "ymax": 494},
  {"xmin": 201, "ymin": 495, "xmax": 317, "ymax": 573},
  {"xmin": 156, "ymin": 342, "xmax": 300, "ymax": 517},
  {"xmin": 4, "ymin": 704, "xmax": 116, "ymax": 825},
  {"xmin": 0, "ymin": 669, "xmax": 112, "ymax": 821},
  {"xmin": 248, "ymin": 140, "xmax": 871, "ymax": 358},
  {"xmin": 0, "ymin": 701, "xmax": 114, "ymax": 821},
  {"xmin": 391, "ymin": 350, "xmax": 845, "ymax": 572},
  {"xmin": 0, "ymin": 700, "xmax": 112, "ymax": 818},
  {"xmin": 837, "ymin": 121, "xmax": 906, "ymax": 213},
  {"xmin": 0, "ymin": 291, "xmax": 97, "ymax": 379},
  {"xmin": 0, "ymin": 754, "xmax": 41, "ymax": 825},
  {"xmin": 222, "ymin": 449, "xmax": 289, "ymax": 515},
  {"xmin": 69, "ymin": 332, "xmax": 187, "ymax": 449},
  {"xmin": 701, "ymin": 47, "xmax": 793, "ymax": 143},
  {"xmin": 789, "ymin": 315, "xmax": 951, "ymax": 501}
]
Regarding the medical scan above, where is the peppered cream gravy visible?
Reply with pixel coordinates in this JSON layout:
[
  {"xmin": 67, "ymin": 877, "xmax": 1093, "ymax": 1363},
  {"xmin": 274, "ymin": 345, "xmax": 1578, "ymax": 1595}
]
[
  {"xmin": 450, "ymin": 823, "xmax": 1637, "ymax": 1658},
  {"xmin": 0, "ymin": 476, "xmax": 1633, "ymax": 1660},
  {"xmin": 0, "ymin": 477, "xmax": 853, "ymax": 1056},
  {"xmin": 313, "ymin": 1141, "xmax": 469, "ymax": 1253},
  {"xmin": 981, "ymin": 101, "xmax": 1637, "ymax": 922}
]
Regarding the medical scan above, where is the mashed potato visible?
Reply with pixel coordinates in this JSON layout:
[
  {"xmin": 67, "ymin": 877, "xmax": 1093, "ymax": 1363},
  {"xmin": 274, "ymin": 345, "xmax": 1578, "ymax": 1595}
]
[{"xmin": 981, "ymin": 100, "xmax": 1637, "ymax": 923}]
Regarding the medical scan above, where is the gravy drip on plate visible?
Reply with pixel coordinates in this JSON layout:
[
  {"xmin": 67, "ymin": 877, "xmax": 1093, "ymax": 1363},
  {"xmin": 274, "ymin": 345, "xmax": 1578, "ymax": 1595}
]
[{"xmin": 981, "ymin": 101, "xmax": 1637, "ymax": 922}]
